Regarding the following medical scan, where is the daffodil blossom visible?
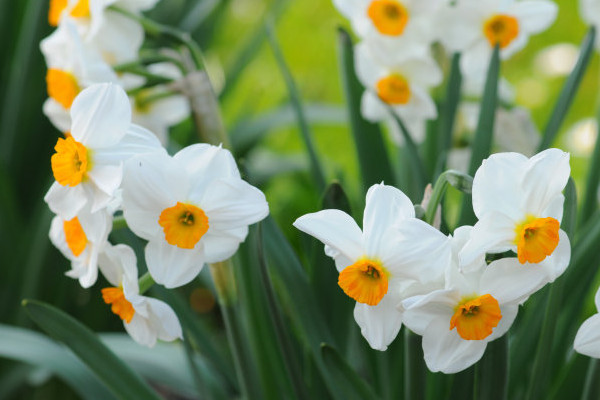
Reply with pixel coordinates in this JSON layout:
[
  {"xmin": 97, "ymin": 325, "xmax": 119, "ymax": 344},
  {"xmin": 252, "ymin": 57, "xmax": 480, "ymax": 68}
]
[
  {"xmin": 402, "ymin": 226, "xmax": 551, "ymax": 374},
  {"xmin": 574, "ymin": 285, "xmax": 600, "ymax": 358},
  {"xmin": 121, "ymin": 144, "xmax": 269, "ymax": 289},
  {"xmin": 333, "ymin": 0, "xmax": 444, "ymax": 59},
  {"xmin": 99, "ymin": 243, "xmax": 183, "ymax": 347},
  {"xmin": 437, "ymin": 0, "xmax": 558, "ymax": 75},
  {"xmin": 49, "ymin": 205, "xmax": 112, "ymax": 288},
  {"xmin": 459, "ymin": 149, "xmax": 571, "ymax": 282},
  {"xmin": 293, "ymin": 183, "xmax": 451, "ymax": 350},
  {"xmin": 41, "ymin": 20, "xmax": 119, "ymax": 133},
  {"xmin": 44, "ymin": 83, "xmax": 164, "ymax": 220}
]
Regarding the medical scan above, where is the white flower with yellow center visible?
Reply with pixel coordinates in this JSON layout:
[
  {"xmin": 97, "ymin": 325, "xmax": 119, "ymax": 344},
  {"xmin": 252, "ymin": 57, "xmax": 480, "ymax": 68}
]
[
  {"xmin": 437, "ymin": 0, "xmax": 557, "ymax": 75},
  {"xmin": 121, "ymin": 144, "xmax": 269, "ymax": 289},
  {"xmin": 99, "ymin": 243, "xmax": 183, "ymax": 347},
  {"xmin": 293, "ymin": 183, "xmax": 451, "ymax": 350},
  {"xmin": 44, "ymin": 83, "xmax": 164, "ymax": 220},
  {"xmin": 49, "ymin": 205, "xmax": 112, "ymax": 288},
  {"xmin": 402, "ymin": 226, "xmax": 548, "ymax": 373},
  {"xmin": 355, "ymin": 39, "xmax": 442, "ymax": 137},
  {"xmin": 459, "ymin": 149, "xmax": 571, "ymax": 282},
  {"xmin": 574, "ymin": 286, "xmax": 600, "ymax": 358},
  {"xmin": 41, "ymin": 20, "xmax": 119, "ymax": 133},
  {"xmin": 333, "ymin": 0, "xmax": 443, "ymax": 58}
]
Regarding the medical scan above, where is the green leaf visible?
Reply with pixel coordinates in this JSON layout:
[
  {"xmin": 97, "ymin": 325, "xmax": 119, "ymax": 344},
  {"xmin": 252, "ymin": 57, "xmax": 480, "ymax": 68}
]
[
  {"xmin": 458, "ymin": 45, "xmax": 500, "ymax": 226},
  {"xmin": 389, "ymin": 112, "xmax": 428, "ymax": 196},
  {"xmin": 476, "ymin": 335, "xmax": 508, "ymax": 400},
  {"xmin": 265, "ymin": 21, "xmax": 328, "ymax": 192},
  {"xmin": 580, "ymin": 103, "xmax": 600, "ymax": 223},
  {"xmin": 321, "ymin": 344, "xmax": 379, "ymax": 400},
  {"xmin": 538, "ymin": 27, "xmax": 596, "ymax": 151},
  {"xmin": 337, "ymin": 27, "xmax": 395, "ymax": 192},
  {"xmin": 22, "ymin": 300, "xmax": 161, "ymax": 400}
]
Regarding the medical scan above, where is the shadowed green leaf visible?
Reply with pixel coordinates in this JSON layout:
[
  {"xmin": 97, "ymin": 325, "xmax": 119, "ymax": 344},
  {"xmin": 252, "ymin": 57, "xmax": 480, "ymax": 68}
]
[{"xmin": 321, "ymin": 344, "xmax": 379, "ymax": 400}]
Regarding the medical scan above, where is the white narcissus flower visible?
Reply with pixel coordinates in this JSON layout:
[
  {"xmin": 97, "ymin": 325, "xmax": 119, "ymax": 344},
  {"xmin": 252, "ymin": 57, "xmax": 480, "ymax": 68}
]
[
  {"xmin": 333, "ymin": 0, "xmax": 444, "ymax": 59},
  {"xmin": 460, "ymin": 149, "xmax": 572, "ymax": 283},
  {"xmin": 121, "ymin": 144, "xmax": 269, "ymax": 289},
  {"xmin": 49, "ymin": 205, "xmax": 112, "ymax": 288},
  {"xmin": 293, "ymin": 183, "xmax": 451, "ymax": 351},
  {"xmin": 437, "ymin": 0, "xmax": 558, "ymax": 75},
  {"xmin": 99, "ymin": 243, "xmax": 183, "ymax": 347},
  {"xmin": 355, "ymin": 39, "xmax": 442, "ymax": 142},
  {"xmin": 580, "ymin": 0, "xmax": 600, "ymax": 34},
  {"xmin": 574, "ymin": 286, "xmax": 600, "ymax": 358},
  {"xmin": 44, "ymin": 83, "xmax": 164, "ymax": 220},
  {"xmin": 402, "ymin": 226, "xmax": 549, "ymax": 374},
  {"xmin": 41, "ymin": 20, "xmax": 119, "ymax": 133}
]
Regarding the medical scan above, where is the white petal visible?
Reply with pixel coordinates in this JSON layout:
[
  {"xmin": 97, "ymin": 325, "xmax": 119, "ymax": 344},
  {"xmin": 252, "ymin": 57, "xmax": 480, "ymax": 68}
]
[
  {"xmin": 293, "ymin": 210, "xmax": 364, "ymax": 269},
  {"xmin": 87, "ymin": 10, "xmax": 144, "ymax": 64},
  {"xmin": 125, "ymin": 311, "xmax": 158, "ymax": 347},
  {"xmin": 44, "ymin": 182, "xmax": 87, "ymax": 220},
  {"xmin": 98, "ymin": 243, "xmax": 139, "ymax": 293},
  {"xmin": 144, "ymin": 297, "xmax": 183, "ymax": 342},
  {"xmin": 535, "ymin": 229, "xmax": 571, "ymax": 283},
  {"xmin": 145, "ymin": 238, "xmax": 205, "ymax": 288},
  {"xmin": 480, "ymin": 259, "xmax": 546, "ymax": 305},
  {"xmin": 92, "ymin": 124, "xmax": 164, "ymax": 165},
  {"xmin": 487, "ymin": 304, "xmax": 518, "ymax": 342},
  {"xmin": 574, "ymin": 314, "xmax": 600, "ymax": 358},
  {"xmin": 459, "ymin": 212, "xmax": 516, "ymax": 267},
  {"xmin": 511, "ymin": 1, "xmax": 558, "ymax": 34},
  {"xmin": 43, "ymin": 99, "xmax": 72, "ymax": 133},
  {"xmin": 202, "ymin": 225, "xmax": 247, "ymax": 263},
  {"xmin": 402, "ymin": 289, "xmax": 459, "ymax": 336},
  {"xmin": 175, "ymin": 143, "xmax": 240, "ymax": 181},
  {"xmin": 353, "ymin": 295, "xmax": 403, "ymax": 351},
  {"xmin": 86, "ymin": 163, "xmax": 122, "ymax": 201},
  {"xmin": 360, "ymin": 91, "xmax": 389, "ymax": 123}
]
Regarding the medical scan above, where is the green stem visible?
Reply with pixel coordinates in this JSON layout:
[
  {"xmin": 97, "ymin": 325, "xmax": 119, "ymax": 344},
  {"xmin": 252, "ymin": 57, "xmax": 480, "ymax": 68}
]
[
  {"xmin": 424, "ymin": 170, "xmax": 473, "ymax": 225},
  {"xmin": 583, "ymin": 359, "xmax": 600, "ymax": 400},
  {"xmin": 404, "ymin": 329, "xmax": 425, "ymax": 400},
  {"xmin": 138, "ymin": 272, "xmax": 155, "ymax": 294},
  {"xmin": 112, "ymin": 216, "xmax": 128, "ymax": 230}
]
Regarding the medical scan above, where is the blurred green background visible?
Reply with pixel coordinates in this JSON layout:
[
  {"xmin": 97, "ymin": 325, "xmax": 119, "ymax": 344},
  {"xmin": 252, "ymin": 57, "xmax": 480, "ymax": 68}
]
[{"xmin": 0, "ymin": 0, "xmax": 598, "ymax": 398}]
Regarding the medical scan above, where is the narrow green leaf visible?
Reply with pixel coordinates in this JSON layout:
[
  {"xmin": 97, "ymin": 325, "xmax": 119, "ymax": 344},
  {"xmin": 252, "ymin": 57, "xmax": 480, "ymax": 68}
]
[
  {"xmin": 458, "ymin": 45, "xmax": 500, "ymax": 226},
  {"xmin": 265, "ymin": 21, "xmax": 327, "ymax": 192},
  {"xmin": 476, "ymin": 335, "xmax": 508, "ymax": 400},
  {"xmin": 580, "ymin": 103, "xmax": 600, "ymax": 223},
  {"xmin": 404, "ymin": 329, "xmax": 426, "ymax": 400},
  {"xmin": 582, "ymin": 359, "xmax": 600, "ymax": 400},
  {"xmin": 321, "ymin": 343, "xmax": 379, "ymax": 400},
  {"xmin": 389, "ymin": 112, "xmax": 428, "ymax": 195},
  {"xmin": 337, "ymin": 27, "xmax": 395, "ymax": 191},
  {"xmin": 538, "ymin": 27, "xmax": 596, "ymax": 151},
  {"xmin": 22, "ymin": 300, "xmax": 161, "ymax": 400}
]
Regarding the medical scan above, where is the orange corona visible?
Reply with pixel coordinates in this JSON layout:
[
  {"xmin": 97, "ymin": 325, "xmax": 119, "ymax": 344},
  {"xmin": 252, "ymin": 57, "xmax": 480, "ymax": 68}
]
[
  {"xmin": 367, "ymin": 0, "xmax": 410, "ymax": 36},
  {"xmin": 514, "ymin": 216, "xmax": 560, "ymax": 264},
  {"xmin": 338, "ymin": 259, "xmax": 389, "ymax": 306},
  {"xmin": 450, "ymin": 294, "xmax": 502, "ymax": 340},
  {"xmin": 483, "ymin": 14, "xmax": 519, "ymax": 49},
  {"xmin": 158, "ymin": 202, "xmax": 209, "ymax": 249},
  {"xmin": 102, "ymin": 287, "xmax": 135, "ymax": 323}
]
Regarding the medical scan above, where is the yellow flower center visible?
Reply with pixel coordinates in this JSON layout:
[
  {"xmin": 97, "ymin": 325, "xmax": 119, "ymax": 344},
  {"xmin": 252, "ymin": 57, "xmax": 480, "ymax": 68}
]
[
  {"xmin": 514, "ymin": 216, "xmax": 560, "ymax": 264},
  {"xmin": 46, "ymin": 69, "xmax": 80, "ymax": 110},
  {"xmin": 158, "ymin": 202, "xmax": 209, "ymax": 249},
  {"xmin": 483, "ymin": 14, "xmax": 519, "ymax": 49},
  {"xmin": 450, "ymin": 294, "xmax": 502, "ymax": 340},
  {"xmin": 69, "ymin": 0, "xmax": 90, "ymax": 18},
  {"xmin": 102, "ymin": 287, "xmax": 135, "ymax": 323},
  {"xmin": 367, "ymin": 0, "xmax": 410, "ymax": 36},
  {"xmin": 63, "ymin": 216, "xmax": 87, "ymax": 257},
  {"xmin": 51, "ymin": 136, "xmax": 90, "ymax": 187},
  {"xmin": 48, "ymin": 0, "xmax": 90, "ymax": 26},
  {"xmin": 338, "ymin": 259, "xmax": 389, "ymax": 306},
  {"xmin": 376, "ymin": 74, "xmax": 411, "ymax": 105}
]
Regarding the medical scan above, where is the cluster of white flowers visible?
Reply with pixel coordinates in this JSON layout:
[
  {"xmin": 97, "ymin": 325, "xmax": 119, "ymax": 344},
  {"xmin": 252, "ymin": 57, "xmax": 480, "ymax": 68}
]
[
  {"xmin": 333, "ymin": 0, "xmax": 558, "ymax": 145},
  {"xmin": 295, "ymin": 148, "xmax": 572, "ymax": 373},
  {"xmin": 42, "ymin": 0, "xmax": 189, "ymax": 145}
]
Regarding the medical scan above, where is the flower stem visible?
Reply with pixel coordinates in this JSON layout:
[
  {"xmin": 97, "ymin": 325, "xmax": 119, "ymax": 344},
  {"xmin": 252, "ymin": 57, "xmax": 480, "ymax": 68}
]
[
  {"xmin": 138, "ymin": 272, "xmax": 155, "ymax": 294},
  {"xmin": 404, "ymin": 329, "xmax": 425, "ymax": 400},
  {"xmin": 424, "ymin": 170, "xmax": 473, "ymax": 225},
  {"xmin": 112, "ymin": 216, "xmax": 128, "ymax": 230}
]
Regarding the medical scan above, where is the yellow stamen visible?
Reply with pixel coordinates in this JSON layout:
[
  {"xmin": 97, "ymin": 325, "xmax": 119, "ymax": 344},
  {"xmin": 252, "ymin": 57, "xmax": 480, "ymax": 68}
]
[
  {"xmin": 338, "ymin": 259, "xmax": 389, "ymax": 306},
  {"xmin": 450, "ymin": 294, "xmax": 502, "ymax": 340},
  {"xmin": 49, "ymin": 0, "xmax": 68, "ymax": 26},
  {"xmin": 376, "ymin": 74, "xmax": 411, "ymax": 105},
  {"xmin": 483, "ymin": 14, "xmax": 519, "ymax": 49},
  {"xmin": 514, "ymin": 216, "xmax": 560, "ymax": 264},
  {"xmin": 46, "ymin": 69, "xmax": 80, "ymax": 110},
  {"xmin": 70, "ymin": 0, "xmax": 90, "ymax": 18},
  {"xmin": 63, "ymin": 217, "xmax": 87, "ymax": 257},
  {"xmin": 102, "ymin": 287, "xmax": 135, "ymax": 323},
  {"xmin": 158, "ymin": 202, "xmax": 209, "ymax": 249},
  {"xmin": 367, "ymin": 0, "xmax": 410, "ymax": 36},
  {"xmin": 51, "ymin": 136, "xmax": 89, "ymax": 187}
]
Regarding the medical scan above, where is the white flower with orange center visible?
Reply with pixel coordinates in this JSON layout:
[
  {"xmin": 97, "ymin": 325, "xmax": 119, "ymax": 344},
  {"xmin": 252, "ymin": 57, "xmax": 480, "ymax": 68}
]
[
  {"xmin": 333, "ymin": 0, "xmax": 443, "ymax": 59},
  {"xmin": 459, "ymin": 149, "xmax": 571, "ymax": 283},
  {"xmin": 574, "ymin": 285, "xmax": 600, "ymax": 358},
  {"xmin": 41, "ymin": 20, "xmax": 119, "ymax": 133},
  {"xmin": 293, "ymin": 183, "xmax": 451, "ymax": 350},
  {"xmin": 354, "ymin": 39, "xmax": 442, "ymax": 141},
  {"xmin": 402, "ymin": 226, "xmax": 550, "ymax": 373},
  {"xmin": 98, "ymin": 243, "xmax": 183, "ymax": 347},
  {"xmin": 121, "ymin": 144, "xmax": 269, "ymax": 288},
  {"xmin": 49, "ymin": 205, "xmax": 112, "ymax": 288},
  {"xmin": 44, "ymin": 83, "xmax": 164, "ymax": 220},
  {"xmin": 437, "ymin": 0, "xmax": 557, "ymax": 75}
]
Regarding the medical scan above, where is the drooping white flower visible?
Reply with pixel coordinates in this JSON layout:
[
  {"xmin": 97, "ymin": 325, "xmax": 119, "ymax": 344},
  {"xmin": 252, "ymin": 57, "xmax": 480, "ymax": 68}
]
[
  {"xmin": 44, "ymin": 83, "xmax": 164, "ymax": 220},
  {"xmin": 293, "ymin": 183, "xmax": 451, "ymax": 350},
  {"xmin": 99, "ymin": 243, "xmax": 183, "ymax": 347},
  {"xmin": 574, "ymin": 285, "xmax": 600, "ymax": 358},
  {"xmin": 402, "ymin": 226, "xmax": 548, "ymax": 374},
  {"xmin": 437, "ymin": 0, "xmax": 558, "ymax": 75},
  {"xmin": 459, "ymin": 149, "xmax": 571, "ymax": 282},
  {"xmin": 121, "ymin": 144, "xmax": 269, "ymax": 289},
  {"xmin": 49, "ymin": 205, "xmax": 112, "ymax": 288}
]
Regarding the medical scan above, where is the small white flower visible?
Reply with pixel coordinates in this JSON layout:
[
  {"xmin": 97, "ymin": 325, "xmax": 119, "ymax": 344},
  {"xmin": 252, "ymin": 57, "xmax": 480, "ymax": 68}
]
[
  {"xmin": 574, "ymin": 285, "xmax": 600, "ymax": 358},
  {"xmin": 99, "ymin": 243, "xmax": 183, "ymax": 347},
  {"xmin": 294, "ymin": 183, "xmax": 451, "ymax": 350},
  {"xmin": 121, "ymin": 144, "xmax": 269, "ymax": 288},
  {"xmin": 44, "ymin": 83, "xmax": 164, "ymax": 220},
  {"xmin": 580, "ymin": 0, "xmax": 600, "ymax": 35},
  {"xmin": 49, "ymin": 205, "xmax": 112, "ymax": 288}
]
